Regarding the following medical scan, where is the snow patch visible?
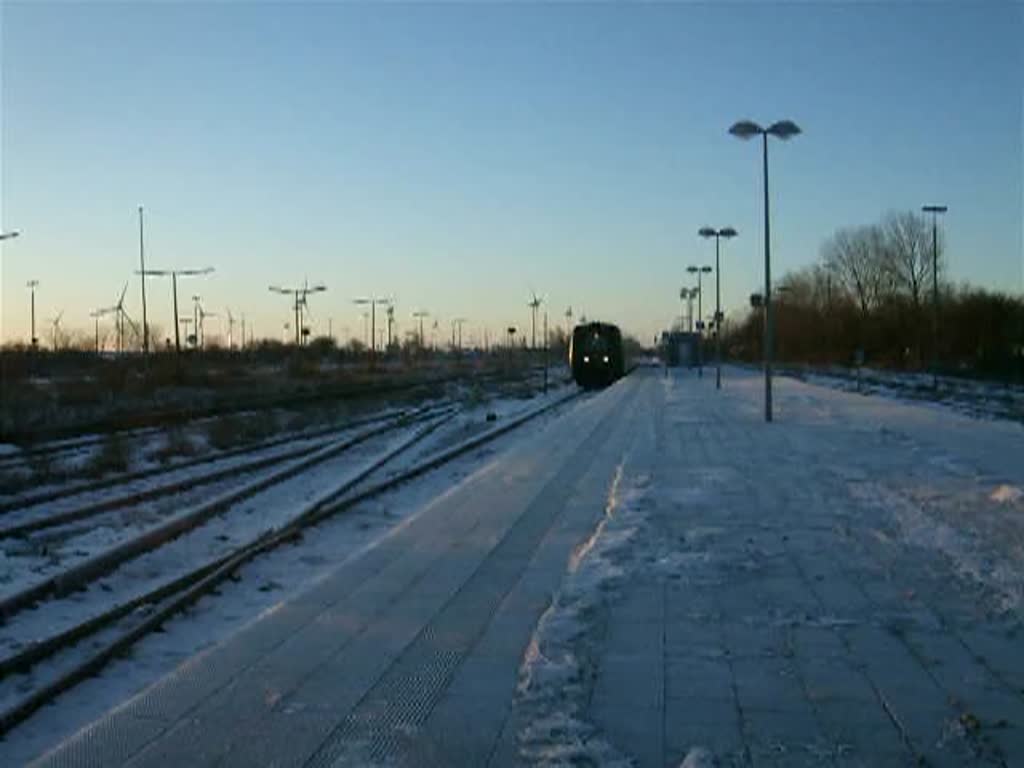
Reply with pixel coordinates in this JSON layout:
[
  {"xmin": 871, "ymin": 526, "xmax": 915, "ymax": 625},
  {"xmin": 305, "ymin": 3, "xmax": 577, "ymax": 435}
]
[
  {"xmin": 851, "ymin": 482, "xmax": 1023, "ymax": 614},
  {"xmin": 515, "ymin": 464, "xmax": 645, "ymax": 767},
  {"xmin": 990, "ymin": 484, "xmax": 1023, "ymax": 505},
  {"xmin": 678, "ymin": 746, "xmax": 718, "ymax": 768}
]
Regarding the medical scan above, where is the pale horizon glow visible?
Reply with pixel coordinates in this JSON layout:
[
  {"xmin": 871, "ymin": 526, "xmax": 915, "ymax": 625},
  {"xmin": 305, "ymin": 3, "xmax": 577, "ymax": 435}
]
[{"xmin": 1, "ymin": 2, "xmax": 1022, "ymax": 348}]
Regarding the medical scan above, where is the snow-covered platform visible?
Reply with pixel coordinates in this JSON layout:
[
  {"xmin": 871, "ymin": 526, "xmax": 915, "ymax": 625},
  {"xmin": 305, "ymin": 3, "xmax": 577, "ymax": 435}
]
[{"xmin": 31, "ymin": 367, "xmax": 1024, "ymax": 767}]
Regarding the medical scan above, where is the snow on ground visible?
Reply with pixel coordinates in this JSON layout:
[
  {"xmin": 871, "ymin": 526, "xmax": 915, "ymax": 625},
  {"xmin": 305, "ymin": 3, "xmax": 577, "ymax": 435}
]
[
  {"xmin": 6, "ymin": 367, "xmax": 1022, "ymax": 764},
  {"xmin": 515, "ymin": 462, "xmax": 639, "ymax": 767},
  {"xmin": 777, "ymin": 364, "xmax": 1024, "ymax": 424},
  {"xmin": 0, "ymin": 385, "xmax": 575, "ymax": 766},
  {"xmin": 513, "ymin": 458, "xmax": 732, "ymax": 766},
  {"xmin": 514, "ymin": 366, "xmax": 1024, "ymax": 766},
  {"xmin": 0, "ymin": 404, "xmax": 409, "ymax": 505}
]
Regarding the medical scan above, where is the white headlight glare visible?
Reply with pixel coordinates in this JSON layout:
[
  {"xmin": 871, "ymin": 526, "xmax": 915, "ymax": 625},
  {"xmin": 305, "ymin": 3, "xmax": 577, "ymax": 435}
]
[
  {"xmin": 603, "ymin": 355, "xmax": 609, "ymax": 363},
  {"xmin": 583, "ymin": 355, "xmax": 590, "ymax": 363}
]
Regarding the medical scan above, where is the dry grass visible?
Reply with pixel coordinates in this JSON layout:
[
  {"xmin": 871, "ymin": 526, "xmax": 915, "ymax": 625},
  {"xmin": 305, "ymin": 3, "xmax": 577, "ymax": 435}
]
[
  {"xmin": 86, "ymin": 433, "xmax": 131, "ymax": 477},
  {"xmin": 150, "ymin": 426, "xmax": 199, "ymax": 465}
]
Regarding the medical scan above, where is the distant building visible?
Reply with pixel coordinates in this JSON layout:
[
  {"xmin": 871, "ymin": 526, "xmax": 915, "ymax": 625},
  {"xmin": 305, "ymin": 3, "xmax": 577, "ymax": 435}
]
[{"xmin": 660, "ymin": 330, "xmax": 701, "ymax": 367}]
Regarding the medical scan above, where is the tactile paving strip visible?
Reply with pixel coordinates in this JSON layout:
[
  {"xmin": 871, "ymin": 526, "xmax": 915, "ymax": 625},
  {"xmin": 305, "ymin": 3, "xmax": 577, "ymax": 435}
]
[{"xmin": 303, "ymin": 385, "xmax": 641, "ymax": 767}]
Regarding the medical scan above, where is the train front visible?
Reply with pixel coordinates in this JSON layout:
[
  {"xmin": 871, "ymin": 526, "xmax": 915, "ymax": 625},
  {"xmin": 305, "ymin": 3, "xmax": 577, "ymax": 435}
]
[{"xmin": 569, "ymin": 323, "xmax": 623, "ymax": 388}]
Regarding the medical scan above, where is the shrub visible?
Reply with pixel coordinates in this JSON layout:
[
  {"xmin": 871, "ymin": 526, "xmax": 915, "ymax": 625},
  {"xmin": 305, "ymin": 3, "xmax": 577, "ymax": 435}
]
[{"xmin": 87, "ymin": 433, "xmax": 131, "ymax": 476}]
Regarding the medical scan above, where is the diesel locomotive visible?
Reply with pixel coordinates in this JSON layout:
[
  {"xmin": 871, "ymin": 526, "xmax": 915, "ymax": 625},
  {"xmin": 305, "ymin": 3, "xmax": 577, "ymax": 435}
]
[{"xmin": 569, "ymin": 321, "xmax": 625, "ymax": 388}]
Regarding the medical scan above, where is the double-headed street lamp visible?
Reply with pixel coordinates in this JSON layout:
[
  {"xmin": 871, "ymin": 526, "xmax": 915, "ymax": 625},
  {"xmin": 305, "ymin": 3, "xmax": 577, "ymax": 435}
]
[
  {"xmin": 270, "ymin": 282, "xmax": 326, "ymax": 346},
  {"xmin": 729, "ymin": 118, "xmax": 801, "ymax": 422},
  {"xmin": 686, "ymin": 265, "xmax": 712, "ymax": 376},
  {"xmin": 921, "ymin": 204, "xmax": 948, "ymax": 390},
  {"xmin": 139, "ymin": 267, "xmax": 214, "ymax": 354},
  {"xmin": 412, "ymin": 310, "xmax": 429, "ymax": 351},
  {"xmin": 451, "ymin": 317, "xmax": 468, "ymax": 352},
  {"xmin": 354, "ymin": 297, "xmax": 391, "ymax": 364},
  {"xmin": 699, "ymin": 226, "xmax": 738, "ymax": 390},
  {"xmin": 679, "ymin": 287, "xmax": 698, "ymax": 332}
]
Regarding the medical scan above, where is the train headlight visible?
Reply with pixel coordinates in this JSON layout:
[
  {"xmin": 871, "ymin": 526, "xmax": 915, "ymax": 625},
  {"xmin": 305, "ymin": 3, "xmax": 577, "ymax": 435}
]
[
  {"xmin": 583, "ymin": 355, "xmax": 590, "ymax": 363},
  {"xmin": 603, "ymin": 355, "xmax": 609, "ymax": 363}
]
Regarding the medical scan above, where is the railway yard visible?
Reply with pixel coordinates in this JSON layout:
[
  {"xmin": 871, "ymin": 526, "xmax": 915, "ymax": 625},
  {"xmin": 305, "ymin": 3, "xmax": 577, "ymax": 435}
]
[{"xmin": 0, "ymin": 366, "xmax": 1020, "ymax": 766}]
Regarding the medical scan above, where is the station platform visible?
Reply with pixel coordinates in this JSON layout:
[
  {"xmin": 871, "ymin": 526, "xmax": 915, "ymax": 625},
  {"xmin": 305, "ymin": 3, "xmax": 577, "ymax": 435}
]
[
  {"xmin": 33, "ymin": 372, "xmax": 650, "ymax": 768},
  {"xmin": 32, "ymin": 367, "xmax": 1024, "ymax": 767}
]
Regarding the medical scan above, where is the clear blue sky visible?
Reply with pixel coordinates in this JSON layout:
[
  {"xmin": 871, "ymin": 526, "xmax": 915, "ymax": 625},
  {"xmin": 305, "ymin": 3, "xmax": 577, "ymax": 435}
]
[{"xmin": 2, "ymin": 1, "xmax": 1021, "ymax": 347}]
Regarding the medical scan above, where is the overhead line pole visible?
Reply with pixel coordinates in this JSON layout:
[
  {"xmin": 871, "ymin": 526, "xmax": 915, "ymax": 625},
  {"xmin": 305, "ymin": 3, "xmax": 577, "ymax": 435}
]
[{"xmin": 138, "ymin": 206, "xmax": 148, "ymax": 354}]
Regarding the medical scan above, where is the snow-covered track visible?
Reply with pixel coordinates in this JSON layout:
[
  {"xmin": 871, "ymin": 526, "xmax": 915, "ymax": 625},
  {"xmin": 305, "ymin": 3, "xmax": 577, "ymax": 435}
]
[
  {"xmin": 0, "ymin": 389, "xmax": 579, "ymax": 736},
  {"xmin": 0, "ymin": 406, "xmax": 423, "ymax": 537},
  {"xmin": 0, "ymin": 367, "xmax": 543, "ymax": 474},
  {"xmin": 0, "ymin": 405, "xmax": 449, "ymax": 622},
  {"xmin": 0, "ymin": 408, "xmax": 410, "ymax": 516}
]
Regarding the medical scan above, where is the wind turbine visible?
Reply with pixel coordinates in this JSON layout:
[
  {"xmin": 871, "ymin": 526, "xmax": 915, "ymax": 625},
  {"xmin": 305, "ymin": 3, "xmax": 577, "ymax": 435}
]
[
  {"xmin": 197, "ymin": 305, "xmax": 218, "ymax": 349},
  {"xmin": 226, "ymin": 308, "xmax": 235, "ymax": 350},
  {"xmin": 89, "ymin": 305, "xmax": 116, "ymax": 354},
  {"xmin": 527, "ymin": 291, "xmax": 543, "ymax": 351},
  {"xmin": 113, "ymin": 282, "xmax": 140, "ymax": 353},
  {"xmin": 48, "ymin": 310, "xmax": 65, "ymax": 351}
]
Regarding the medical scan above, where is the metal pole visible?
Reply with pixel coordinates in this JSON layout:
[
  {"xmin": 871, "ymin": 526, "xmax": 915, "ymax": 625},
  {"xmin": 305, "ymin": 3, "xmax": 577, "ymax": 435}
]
[
  {"xmin": 697, "ymin": 273, "xmax": 703, "ymax": 378},
  {"xmin": 138, "ymin": 206, "xmax": 148, "ymax": 354},
  {"xmin": 193, "ymin": 299, "xmax": 199, "ymax": 349},
  {"xmin": 826, "ymin": 273, "xmax": 832, "ymax": 364},
  {"xmin": 543, "ymin": 312, "xmax": 549, "ymax": 394},
  {"xmin": 931, "ymin": 212, "xmax": 939, "ymax": 390},
  {"xmin": 30, "ymin": 284, "xmax": 36, "ymax": 348},
  {"xmin": 95, "ymin": 315, "xmax": 100, "ymax": 354},
  {"xmin": 294, "ymin": 292, "xmax": 301, "ymax": 346},
  {"xmin": 172, "ymin": 273, "xmax": 181, "ymax": 354},
  {"xmin": 715, "ymin": 235, "xmax": 722, "ymax": 390},
  {"xmin": 372, "ymin": 303, "xmax": 378, "ymax": 360},
  {"xmin": 763, "ymin": 131, "xmax": 774, "ymax": 423}
]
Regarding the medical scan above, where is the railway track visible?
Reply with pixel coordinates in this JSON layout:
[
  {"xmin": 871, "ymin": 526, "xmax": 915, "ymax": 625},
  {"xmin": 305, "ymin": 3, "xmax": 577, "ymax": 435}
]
[
  {"xmin": 0, "ymin": 405, "xmax": 424, "ymax": 536},
  {"xmin": 0, "ymin": 388, "xmax": 580, "ymax": 736},
  {"xmin": 0, "ymin": 404, "xmax": 453, "ymax": 620},
  {"xmin": 0, "ymin": 367, "xmax": 547, "ymax": 476}
]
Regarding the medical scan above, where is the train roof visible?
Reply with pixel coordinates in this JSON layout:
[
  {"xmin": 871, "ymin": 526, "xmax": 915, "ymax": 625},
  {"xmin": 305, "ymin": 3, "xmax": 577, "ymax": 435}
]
[{"xmin": 572, "ymin": 321, "xmax": 621, "ymax": 333}]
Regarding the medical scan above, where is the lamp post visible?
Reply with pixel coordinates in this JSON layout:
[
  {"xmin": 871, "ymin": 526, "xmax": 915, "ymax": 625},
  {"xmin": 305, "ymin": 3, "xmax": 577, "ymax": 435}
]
[
  {"xmin": 412, "ymin": 310, "xmax": 429, "ymax": 353},
  {"xmin": 686, "ymin": 287, "xmax": 698, "ymax": 332},
  {"xmin": 729, "ymin": 119, "xmax": 801, "ymax": 422},
  {"xmin": 139, "ymin": 267, "xmax": 214, "ymax": 354},
  {"xmin": 452, "ymin": 317, "xmax": 467, "ymax": 353},
  {"xmin": 191, "ymin": 295, "xmax": 202, "ymax": 349},
  {"xmin": 528, "ymin": 294, "xmax": 543, "ymax": 354},
  {"xmin": 269, "ymin": 282, "xmax": 326, "ymax": 346},
  {"xmin": 686, "ymin": 265, "xmax": 712, "ymax": 376},
  {"xmin": 138, "ymin": 207, "xmax": 149, "ymax": 354},
  {"xmin": 26, "ymin": 280, "xmax": 39, "ymax": 348},
  {"xmin": 699, "ymin": 226, "xmax": 738, "ymax": 390},
  {"xmin": 354, "ymin": 297, "xmax": 391, "ymax": 366},
  {"xmin": 922, "ymin": 205, "xmax": 948, "ymax": 390}
]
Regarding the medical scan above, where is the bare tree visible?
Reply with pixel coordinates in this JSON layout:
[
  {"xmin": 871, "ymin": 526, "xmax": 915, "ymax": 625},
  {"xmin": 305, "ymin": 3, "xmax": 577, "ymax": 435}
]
[
  {"xmin": 822, "ymin": 225, "xmax": 889, "ymax": 316},
  {"xmin": 882, "ymin": 211, "xmax": 939, "ymax": 309}
]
